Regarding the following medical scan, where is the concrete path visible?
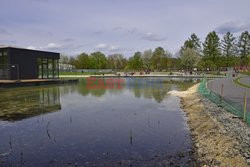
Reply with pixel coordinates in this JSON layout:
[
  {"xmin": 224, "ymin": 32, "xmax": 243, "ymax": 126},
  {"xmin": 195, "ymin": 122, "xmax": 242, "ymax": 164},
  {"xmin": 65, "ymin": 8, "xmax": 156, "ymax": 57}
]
[{"xmin": 207, "ymin": 77, "xmax": 250, "ymax": 111}]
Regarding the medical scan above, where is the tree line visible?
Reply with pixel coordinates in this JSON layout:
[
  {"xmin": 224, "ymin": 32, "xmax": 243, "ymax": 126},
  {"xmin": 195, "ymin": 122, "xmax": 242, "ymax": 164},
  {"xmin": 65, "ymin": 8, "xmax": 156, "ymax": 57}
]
[
  {"xmin": 180, "ymin": 31, "xmax": 250, "ymax": 71},
  {"xmin": 61, "ymin": 31, "xmax": 250, "ymax": 71},
  {"xmin": 60, "ymin": 48, "xmax": 180, "ymax": 71}
]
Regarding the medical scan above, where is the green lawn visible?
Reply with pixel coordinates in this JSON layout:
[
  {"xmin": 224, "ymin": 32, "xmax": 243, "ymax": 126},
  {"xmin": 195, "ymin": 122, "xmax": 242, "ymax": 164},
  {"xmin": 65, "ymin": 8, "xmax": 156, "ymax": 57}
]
[
  {"xmin": 233, "ymin": 77, "xmax": 250, "ymax": 89},
  {"xmin": 59, "ymin": 71, "xmax": 113, "ymax": 75},
  {"xmin": 240, "ymin": 71, "xmax": 250, "ymax": 76}
]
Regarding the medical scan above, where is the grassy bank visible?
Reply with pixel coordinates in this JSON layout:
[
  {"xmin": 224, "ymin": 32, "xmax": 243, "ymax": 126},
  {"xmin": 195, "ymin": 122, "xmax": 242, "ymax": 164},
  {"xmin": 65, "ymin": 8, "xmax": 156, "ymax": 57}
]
[
  {"xmin": 233, "ymin": 77, "xmax": 250, "ymax": 89},
  {"xmin": 59, "ymin": 71, "xmax": 113, "ymax": 75},
  {"xmin": 240, "ymin": 71, "xmax": 250, "ymax": 76}
]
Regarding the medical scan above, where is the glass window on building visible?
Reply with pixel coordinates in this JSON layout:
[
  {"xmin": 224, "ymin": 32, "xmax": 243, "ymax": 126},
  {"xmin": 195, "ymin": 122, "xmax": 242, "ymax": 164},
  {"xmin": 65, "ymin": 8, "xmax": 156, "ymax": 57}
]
[
  {"xmin": 0, "ymin": 51, "xmax": 9, "ymax": 79},
  {"xmin": 37, "ymin": 58, "xmax": 59, "ymax": 79},
  {"xmin": 0, "ymin": 52, "xmax": 2, "ymax": 77},
  {"xmin": 53, "ymin": 59, "xmax": 59, "ymax": 78},
  {"xmin": 37, "ymin": 58, "xmax": 42, "ymax": 79},
  {"xmin": 48, "ymin": 59, "xmax": 53, "ymax": 78},
  {"xmin": 42, "ymin": 58, "xmax": 48, "ymax": 79}
]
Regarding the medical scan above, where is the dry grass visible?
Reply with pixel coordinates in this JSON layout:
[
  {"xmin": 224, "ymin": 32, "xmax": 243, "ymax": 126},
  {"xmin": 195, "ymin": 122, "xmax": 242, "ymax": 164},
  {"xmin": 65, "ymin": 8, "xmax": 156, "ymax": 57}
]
[{"xmin": 169, "ymin": 84, "xmax": 249, "ymax": 166}]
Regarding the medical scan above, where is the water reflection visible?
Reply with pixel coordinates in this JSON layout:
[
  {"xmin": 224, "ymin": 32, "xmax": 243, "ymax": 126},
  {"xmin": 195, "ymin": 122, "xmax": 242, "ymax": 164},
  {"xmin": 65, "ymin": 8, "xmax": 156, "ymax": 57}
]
[
  {"xmin": 0, "ymin": 78, "xmax": 197, "ymax": 121},
  {"xmin": 0, "ymin": 87, "xmax": 61, "ymax": 121},
  {"xmin": 60, "ymin": 78, "xmax": 197, "ymax": 103},
  {"xmin": 0, "ymin": 78, "xmax": 198, "ymax": 166}
]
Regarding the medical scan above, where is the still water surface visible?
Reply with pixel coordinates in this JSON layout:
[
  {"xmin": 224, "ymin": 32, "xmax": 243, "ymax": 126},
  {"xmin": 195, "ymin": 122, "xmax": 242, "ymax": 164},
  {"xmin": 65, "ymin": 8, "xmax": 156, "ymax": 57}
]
[{"xmin": 0, "ymin": 78, "xmax": 198, "ymax": 166}]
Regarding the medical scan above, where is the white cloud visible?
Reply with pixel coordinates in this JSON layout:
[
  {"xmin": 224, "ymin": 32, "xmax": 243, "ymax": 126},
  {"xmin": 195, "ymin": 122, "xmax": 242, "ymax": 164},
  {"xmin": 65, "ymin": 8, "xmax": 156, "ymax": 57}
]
[
  {"xmin": 96, "ymin": 43, "xmax": 108, "ymax": 49},
  {"xmin": 46, "ymin": 43, "xmax": 62, "ymax": 49},
  {"xmin": 94, "ymin": 43, "xmax": 136, "ymax": 55},
  {"xmin": 215, "ymin": 20, "xmax": 250, "ymax": 34},
  {"xmin": 95, "ymin": 43, "xmax": 119, "ymax": 52},
  {"xmin": 141, "ymin": 32, "xmax": 167, "ymax": 41},
  {"xmin": 27, "ymin": 45, "xmax": 37, "ymax": 50},
  {"xmin": 114, "ymin": 26, "xmax": 167, "ymax": 42},
  {"xmin": 27, "ymin": 42, "xmax": 62, "ymax": 51}
]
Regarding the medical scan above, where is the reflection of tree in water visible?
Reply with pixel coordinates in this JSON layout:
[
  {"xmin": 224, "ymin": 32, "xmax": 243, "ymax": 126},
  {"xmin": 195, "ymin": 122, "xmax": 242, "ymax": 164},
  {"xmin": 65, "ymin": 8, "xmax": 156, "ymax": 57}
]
[
  {"xmin": 59, "ymin": 84, "xmax": 78, "ymax": 95},
  {"xmin": 79, "ymin": 79, "xmax": 107, "ymax": 97},
  {"xmin": 59, "ymin": 78, "xmax": 197, "ymax": 103},
  {"xmin": 59, "ymin": 79, "xmax": 108, "ymax": 97},
  {"xmin": 174, "ymin": 82, "xmax": 196, "ymax": 91},
  {"xmin": 151, "ymin": 84, "xmax": 172, "ymax": 103},
  {"xmin": 165, "ymin": 79, "xmax": 199, "ymax": 91},
  {"xmin": 107, "ymin": 87, "xmax": 124, "ymax": 95},
  {"xmin": 0, "ymin": 87, "xmax": 61, "ymax": 121},
  {"xmin": 128, "ymin": 79, "xmax": 197, "ymax": 103},
  {"xmin": 128, "ymin": 83, "xmax": 172, "ymax": 103}
]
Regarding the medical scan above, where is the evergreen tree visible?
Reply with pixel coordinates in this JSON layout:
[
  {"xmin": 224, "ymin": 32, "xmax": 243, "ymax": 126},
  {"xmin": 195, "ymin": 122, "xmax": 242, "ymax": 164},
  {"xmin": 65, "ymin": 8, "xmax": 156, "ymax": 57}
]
[
  {"xmin": 133, "ymin": 52, "xmax": 143, "ymax": 70},
  {"xmin": 182, "ymin": 33, "xmax": 201, "ymax": 55},
  {"xmin": 238, "ymin": 31, "xmax": 250, "ymax": 66},
  {"xmin": 203, "ymin": 31, "xmax": 221, "ymax": 68},
  {"xmin": 221, "ymin": 32, "xmax": 236, "ymax": 67},
  {"xmin": 151, "ymin": 47, "xmax": 167, "ymax": 71},
  {"xmin": 127, "ymin": 52, "xmax": 143, "ymax": 70}
]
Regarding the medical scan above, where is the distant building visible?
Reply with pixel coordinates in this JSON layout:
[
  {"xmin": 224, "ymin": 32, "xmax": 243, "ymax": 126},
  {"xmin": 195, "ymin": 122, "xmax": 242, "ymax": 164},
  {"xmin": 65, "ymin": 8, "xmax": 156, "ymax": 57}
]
[
  {"xmin": 0, "ymin": 46, "xmax": 60, "ymax": 80},
  {"xmin": 59, "ymin": 63, "xmax": 75, "ymax": 71},
  {"xmin": 234, "ymin": 66, "xmax": 250, "ymax": 72}
]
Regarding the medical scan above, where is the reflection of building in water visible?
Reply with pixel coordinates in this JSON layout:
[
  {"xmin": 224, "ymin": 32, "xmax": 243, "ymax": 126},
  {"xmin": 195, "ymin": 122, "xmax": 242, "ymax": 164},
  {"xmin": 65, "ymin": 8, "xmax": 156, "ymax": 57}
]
[
  {"xmin": 39, "ymin": 87, "xmax": 61, "ymax": 109},
  {"xmin": 0, "ymin": 87, "xmax": 61, "ymax": 121}
]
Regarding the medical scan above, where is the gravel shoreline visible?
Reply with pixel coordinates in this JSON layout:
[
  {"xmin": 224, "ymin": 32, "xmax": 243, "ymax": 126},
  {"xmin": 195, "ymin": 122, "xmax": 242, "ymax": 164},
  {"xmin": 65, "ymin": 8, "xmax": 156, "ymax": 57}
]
[
  {"xmin": 170, "ymin": 84, "xmax": 250, "ymax": 166},
  {"xmin": 199, "ymin": 96, "xmax": 250, "ymax": 165}
]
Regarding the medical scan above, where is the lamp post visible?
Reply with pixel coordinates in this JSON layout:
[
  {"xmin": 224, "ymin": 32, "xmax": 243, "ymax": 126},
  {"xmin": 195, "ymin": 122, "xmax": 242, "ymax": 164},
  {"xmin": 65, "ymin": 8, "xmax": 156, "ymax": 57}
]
[{"xmin": 11, "ymin": 64, "xmax": 20, "ymax": 82}]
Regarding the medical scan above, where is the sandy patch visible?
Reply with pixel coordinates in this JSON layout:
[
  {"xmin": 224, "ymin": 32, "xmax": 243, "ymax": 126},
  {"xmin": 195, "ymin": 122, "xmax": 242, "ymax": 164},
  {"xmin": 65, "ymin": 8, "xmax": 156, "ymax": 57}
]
[{"xmin": 168, "ymin": 84, "xmax": 198, "ymax": 97}]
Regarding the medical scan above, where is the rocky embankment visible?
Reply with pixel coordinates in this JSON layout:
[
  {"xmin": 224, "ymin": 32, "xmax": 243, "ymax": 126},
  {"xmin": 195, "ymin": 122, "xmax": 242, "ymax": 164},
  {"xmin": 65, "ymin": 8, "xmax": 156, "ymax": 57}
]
[{"xmin": 169, "ymin": 84, "xmax": 250, "ymax": 166}]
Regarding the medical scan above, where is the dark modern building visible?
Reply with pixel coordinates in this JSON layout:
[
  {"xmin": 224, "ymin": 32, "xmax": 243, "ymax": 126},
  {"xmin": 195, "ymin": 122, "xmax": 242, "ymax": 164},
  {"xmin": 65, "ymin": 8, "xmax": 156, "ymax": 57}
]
[{"xmin": 0, "ymin": 46, "xmax": 60, "ymax": 80}]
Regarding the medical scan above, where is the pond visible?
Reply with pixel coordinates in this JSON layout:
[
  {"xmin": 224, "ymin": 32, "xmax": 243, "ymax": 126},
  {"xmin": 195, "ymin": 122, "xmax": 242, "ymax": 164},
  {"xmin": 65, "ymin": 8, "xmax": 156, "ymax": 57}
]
[{"xmin": 0, "ymin": 77, "xmax": 199, "ymax": 167}]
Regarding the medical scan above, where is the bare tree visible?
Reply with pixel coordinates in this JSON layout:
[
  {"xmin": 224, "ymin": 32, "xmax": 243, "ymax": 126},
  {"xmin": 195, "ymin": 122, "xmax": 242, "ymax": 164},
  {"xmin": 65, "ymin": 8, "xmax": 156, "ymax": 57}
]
[{"xmin": 142, "ymin": 49, "xmax": 153, "ymax": 70}]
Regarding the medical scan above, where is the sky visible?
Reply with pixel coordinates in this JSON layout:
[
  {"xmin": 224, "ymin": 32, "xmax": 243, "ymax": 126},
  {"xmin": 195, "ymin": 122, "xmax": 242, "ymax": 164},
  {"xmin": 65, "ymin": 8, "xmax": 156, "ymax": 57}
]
[{"xmin": 0, "ymin": 0, "xmax": 250, "ymax": 57}]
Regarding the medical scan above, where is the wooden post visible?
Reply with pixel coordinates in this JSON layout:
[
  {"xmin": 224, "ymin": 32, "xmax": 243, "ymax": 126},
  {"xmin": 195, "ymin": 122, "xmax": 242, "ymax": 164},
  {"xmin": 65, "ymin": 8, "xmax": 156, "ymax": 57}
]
[
  {"xmin": 219, "ymin": 83, "xmax": 224, "ymax": 106},
  {"xmin": 220, "ymin": 84, "xmax": 224, "ymax": 98},
  {"xmin": 243, "ymin": 91, "xmax": 247, "ymax": 121},
  {"xmin": 210, "ymin": 81, "xmax": 213, "ymax": 94}
]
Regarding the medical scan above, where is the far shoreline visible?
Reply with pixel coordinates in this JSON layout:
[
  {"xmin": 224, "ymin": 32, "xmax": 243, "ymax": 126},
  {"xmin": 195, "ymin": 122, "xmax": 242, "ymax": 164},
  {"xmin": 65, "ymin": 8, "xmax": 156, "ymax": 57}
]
[{"xmin": 59, "ymin": 74, "xmax": 226, "ymax": 79}]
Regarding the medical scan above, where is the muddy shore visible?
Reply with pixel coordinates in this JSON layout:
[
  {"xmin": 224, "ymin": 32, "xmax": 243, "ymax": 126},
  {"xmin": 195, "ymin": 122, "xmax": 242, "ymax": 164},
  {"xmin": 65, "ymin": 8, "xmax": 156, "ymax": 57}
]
[{"xmin": 169, "ymin": 84, "xmax": 250, "ymax": 166}]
